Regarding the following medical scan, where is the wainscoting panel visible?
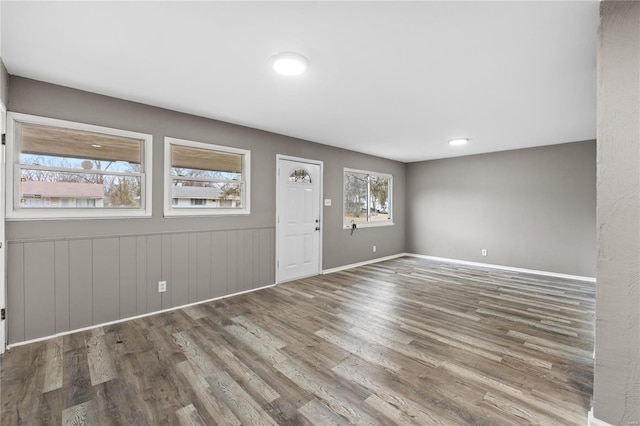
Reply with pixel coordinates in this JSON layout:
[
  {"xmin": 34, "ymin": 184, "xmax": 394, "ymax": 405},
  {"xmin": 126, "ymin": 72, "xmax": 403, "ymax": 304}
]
[
  {"xmin": 119, "ymin": 237, "xmax": 138, "ymax": 320},
  {"xmin": 7, "ymin": 243, "xmax": 25, "ymax": 345},
  {"xmin": 147, "ymin": 235, "xmax": 162, "ymax": 314},
  {"xmin": 54, "ymin": 240, "xmax": 70, "ymax": 333},
  {"xmin": 135, "ymin": 236, "xmax": 147, "ymax": 316},
  {"xmin": 196, "ymin": 232, "xmax": 211, "ymax": 301},
  {"xmin": 69, "ymin": 239, "xmax": 93, "ymax": 331},
  {"xmin": 24, "ymin": 242, "xmax": 55, "ymax": 340},
  {"xmin": 6, "ymin": 227, "xmax": 275, "ymax": 344},
  {"xmin": 93, "ymin": 238, "xmax": 120, "ymax": 325},
  {"xmin": 169, "ymin": 233, "xmax": 190, "ymax": 308},
  {"xmin": 211, "ymin": 231, "xmax": 229, "ymax": 299}
]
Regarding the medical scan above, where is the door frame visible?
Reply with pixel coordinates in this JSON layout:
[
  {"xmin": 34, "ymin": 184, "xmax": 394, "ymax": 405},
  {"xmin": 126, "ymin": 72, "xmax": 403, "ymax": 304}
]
[
  {"xmin": 275, "ymin": 154, "xmax": 323, "ymax": 284},
  {"xmin": 0, "ymin": 100, "xmax": 6, "ymax": 353}
]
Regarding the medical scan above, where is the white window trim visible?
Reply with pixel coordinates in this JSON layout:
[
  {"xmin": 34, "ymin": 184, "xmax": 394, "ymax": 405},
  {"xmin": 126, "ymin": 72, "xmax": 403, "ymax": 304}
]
[
  {"xmin": 343, "ymin": 167, "xmax": 394, "ymax": 229},
  {"xmin": 5, "ymin": 112, "xmax": 153, "ymax": 220},
  {"xmin": 164, "ymin": 137, "xmax": 251, "ymax": 217}
]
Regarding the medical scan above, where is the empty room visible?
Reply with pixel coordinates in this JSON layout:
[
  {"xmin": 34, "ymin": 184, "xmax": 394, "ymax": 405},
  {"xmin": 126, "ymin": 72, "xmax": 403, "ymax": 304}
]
[{"xmin": 0, "ymin": 1, "xmax": 638, "ymax": 425}]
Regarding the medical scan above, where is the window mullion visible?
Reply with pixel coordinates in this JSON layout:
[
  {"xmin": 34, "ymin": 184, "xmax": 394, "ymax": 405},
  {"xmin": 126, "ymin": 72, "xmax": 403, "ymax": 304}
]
[
  {"xmin": 18, "ymin": 164, "xmax": 143, "ymax": 178},
  {"xmin": 366, "ymin": 174, "xmax": 371, "ymax": 222},
  {"xmin": 171, "ymin": 175, "xmax": 241, "ymax": 184}
]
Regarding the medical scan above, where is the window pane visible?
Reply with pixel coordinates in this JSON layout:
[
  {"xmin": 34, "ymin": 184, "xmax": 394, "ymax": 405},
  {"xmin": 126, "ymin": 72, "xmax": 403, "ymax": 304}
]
[
  {"xmin": 171, "ymin": 179, "xmax": 243, "ymax": 208},
  {"xmin": 20, "ymin": 123, "xmax": 142, "ymax": 167},
  {"xmin": 288, "ymin": 168, "xmax": 311, "ymax": 183},
  {"xmin": 21, "ymin": 153, "xmax": 139, "ymax": 175},
  {"xmin": 343, "ymin": 169, "xmax": 393, "ymax": 226},
  {"xmin": 170, "ymin": 166, "xmax": 241, "ymax": 181},
  {"xmin": 344, "ymin": 172, "xmax": 368, "ymax": 223},
  {"xmin": 20, "ymin": 169, "xmax": 141, "ymax": 209},
  {"xmin": 369, "ymin": 175, "xmax": 390, "ymax": 221}
]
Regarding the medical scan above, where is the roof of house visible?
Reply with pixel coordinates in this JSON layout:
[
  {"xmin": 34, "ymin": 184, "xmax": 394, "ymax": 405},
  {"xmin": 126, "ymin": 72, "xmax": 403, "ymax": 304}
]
[{"xmin": 21, "ymin": 180, "xmax": 104, "ymax": 198}]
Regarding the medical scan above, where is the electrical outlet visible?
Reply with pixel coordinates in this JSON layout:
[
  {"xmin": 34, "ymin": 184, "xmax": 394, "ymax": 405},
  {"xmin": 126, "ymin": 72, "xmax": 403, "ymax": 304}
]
[
  {"xmin": 481, "ymin": 249, "xmax": 487, "ymax": 256},
  {"xmin": 373, "ymin": 245, "xmax": 377, "ymax": 253},
  {"xmin": 158, "ymin": 281, "xmax": 167, "ymax": 293}
]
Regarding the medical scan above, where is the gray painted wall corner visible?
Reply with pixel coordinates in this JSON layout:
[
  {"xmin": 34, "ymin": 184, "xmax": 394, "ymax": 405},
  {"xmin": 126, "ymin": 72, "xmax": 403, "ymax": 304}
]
[
  {"xmin": 0, "ymin": 58, "xmax": 8, "ymax": 107},
  {"xmin": 593, "ymin": 1, "xmax": 640, "ymax": 425},
  {"xmin": 406, "ymin": 141, "xmax": 596, "ymax": 277}
]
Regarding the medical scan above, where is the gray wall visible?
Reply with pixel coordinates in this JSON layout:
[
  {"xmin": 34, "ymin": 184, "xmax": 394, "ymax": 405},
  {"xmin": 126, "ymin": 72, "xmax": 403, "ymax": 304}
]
[
  {"xmin": 593, "ymin": 1, "xmax": 640, "ymax": 424},
  {"xmin": 6, "ymin": 76, "xmax": 406, "ymax": 344},
  {"xmin": 0, "ymin": 59, "xmax": 7, "ymax": 107},
  {"xmin": 406, "ymin": 141, "xmax": 596, "ymax": 277}
]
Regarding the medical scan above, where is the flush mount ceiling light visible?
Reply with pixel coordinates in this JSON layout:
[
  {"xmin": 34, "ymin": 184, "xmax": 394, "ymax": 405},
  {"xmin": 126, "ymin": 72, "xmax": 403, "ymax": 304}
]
[
  {"xmin": 270, "ymin": 52, "xmax": 309, "ymax": 76},
  {"xmin": 448, "ymin": 138, "xmax": 469, "ymax": 146}
]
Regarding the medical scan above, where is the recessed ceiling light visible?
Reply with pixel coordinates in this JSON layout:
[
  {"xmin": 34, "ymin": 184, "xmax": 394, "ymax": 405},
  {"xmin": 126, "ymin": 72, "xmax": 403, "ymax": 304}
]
[
  {"xmin": 448, "ymin": 138, "xmax": 469, "ymax": 146},
  {"xmin": 91, "ymin": 144, "xmax": 102, "ymax": 148},
  {"xmin": 270, "ymin": 52, "xmax": 309, "ymax": 76}
]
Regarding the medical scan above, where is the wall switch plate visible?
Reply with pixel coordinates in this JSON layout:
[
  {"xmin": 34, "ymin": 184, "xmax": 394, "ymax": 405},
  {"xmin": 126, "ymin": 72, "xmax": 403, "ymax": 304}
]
[
  {"xmin": 158, "ymin": 281, "xmax": 167, "ymax": 293},
  {"xmin": 324, "ymin": 199, "xmax": 332, "ymax": 206},
  {"xmin": 481, "ymin": 249, "xmax": 487, "ymax": 256},
  {"xmin": 373, "ymin": 245, "xmax": 377, "ymax": 252}
]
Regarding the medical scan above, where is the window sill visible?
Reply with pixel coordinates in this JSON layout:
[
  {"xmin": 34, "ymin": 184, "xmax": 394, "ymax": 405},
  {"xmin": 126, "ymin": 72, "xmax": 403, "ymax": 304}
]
[
  {"xmin": 6, "ymin": 209, "xmax": 152, "ymax": 221},
  {"xmin": 343, "ymin": 221, "xmax": 394, "ymax": 230},
  {"xmin": 164, "ymin": 208, "xmax": 250, "ymax": 218}
]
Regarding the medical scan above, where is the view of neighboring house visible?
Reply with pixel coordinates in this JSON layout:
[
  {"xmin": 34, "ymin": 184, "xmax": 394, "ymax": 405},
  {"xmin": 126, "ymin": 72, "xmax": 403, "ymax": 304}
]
[
  {"xmin": 20, "ymin": 180, "xmax": 104, "ymax": 208},
  {"xmin": 171, "ymin": 185, "xmax": 240, "ymax": 208}
]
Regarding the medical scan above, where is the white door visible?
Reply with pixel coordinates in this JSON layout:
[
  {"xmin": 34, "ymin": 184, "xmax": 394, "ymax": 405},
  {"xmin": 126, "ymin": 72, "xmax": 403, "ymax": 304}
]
[{"xmin": 277, "ymin": 157, "xmax": 322, "ymax": 283}]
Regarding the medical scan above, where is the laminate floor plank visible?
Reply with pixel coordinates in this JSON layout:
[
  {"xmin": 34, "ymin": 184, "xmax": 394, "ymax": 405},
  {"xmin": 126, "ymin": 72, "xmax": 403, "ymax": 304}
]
[
  {"xmin": 273, "ymin": 357, "xmax": 384, "ymax": 425},
  {"xmin": 176, "ymin": 360, "xmax": 242, "ymax": 426},
  {"xmin": 1, "ymin": 343, "xmax": 47, "ymax": 425},
  {"xmin": 173, "ymin": 331, "xmax": 279, "ymax": 426},
  {"xmin": 38, "ymin": 385, "xmax": 67, "ymax": 426},
  {"xmin": 42, "ymin": 337, "xmax": 64, "ymax": 393},
  {"xmin": 1, "ymin": 257, "xmax": 595, "ymax": 425},
  {"xmin": 61, "ymin": 399, "xmax": 98, "ymax": 426},
  {"xmin": 333, "ymin": 357, "xmax": 465, "ymax": 425},
  {"xmin": 298, "ymin": 399, "xmax": 347, "ymax": 425},
  {"xmin": 175, "ymin": 403, "xmax": 208, "ymax": 426},
  {"xmin": 85, "ymin": 332, "xmax": 118, "ymax": 386},
  {"xmin": 188, "ymin": 323, "xmax": 281, "ymax": 404}
]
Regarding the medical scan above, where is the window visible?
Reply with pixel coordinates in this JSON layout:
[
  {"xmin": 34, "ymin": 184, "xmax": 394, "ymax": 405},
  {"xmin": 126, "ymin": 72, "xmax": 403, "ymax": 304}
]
[
  {"xmin": 6, "ymin": 112, "xmax": 153, "ymax": 220},
  {"xmin": 289, "ymin": 168, "xmax": 311, "ymax": 183},
  {"xmin": 164, "ymin": 137, "xmax": 250, "ymax": 216},
  {"xmin": 343, "ymin": 168, "xmax": 393, "ymax": 228}
]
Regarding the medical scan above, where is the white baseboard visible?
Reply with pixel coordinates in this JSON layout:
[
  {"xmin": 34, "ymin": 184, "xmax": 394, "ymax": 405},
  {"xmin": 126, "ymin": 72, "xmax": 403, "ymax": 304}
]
[
  {"xmin": 322, "ymin": 253, "xmax": 406, "ymax": 275},
  {"xmin": 7, "ymin": 283, "xmax": 276, "ymax": 349},
  {"xmin": 588, "ymin": 408, "xmax": 614, "ymax": 426},
  {"xmin": 405, "ymin": 253, "xmax": 596, "ymax": 282}
]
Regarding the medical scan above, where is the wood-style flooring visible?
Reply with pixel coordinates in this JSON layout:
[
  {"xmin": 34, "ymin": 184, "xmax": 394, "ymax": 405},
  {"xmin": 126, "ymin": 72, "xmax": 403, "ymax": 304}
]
[{"xmin": 0, "ymin": 257, "xmax": 595, "ymax": 425}]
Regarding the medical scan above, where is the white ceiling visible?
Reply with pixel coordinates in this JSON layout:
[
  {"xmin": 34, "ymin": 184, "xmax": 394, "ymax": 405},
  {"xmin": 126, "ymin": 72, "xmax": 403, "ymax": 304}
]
[{"xmin": 1, "ymin": 1, "xmax": 599, "ymax": 163}]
